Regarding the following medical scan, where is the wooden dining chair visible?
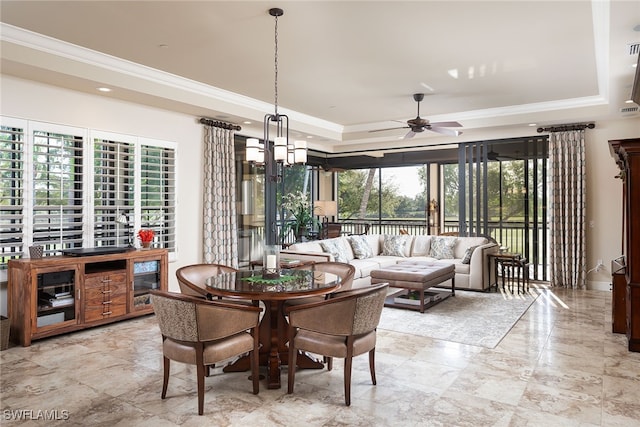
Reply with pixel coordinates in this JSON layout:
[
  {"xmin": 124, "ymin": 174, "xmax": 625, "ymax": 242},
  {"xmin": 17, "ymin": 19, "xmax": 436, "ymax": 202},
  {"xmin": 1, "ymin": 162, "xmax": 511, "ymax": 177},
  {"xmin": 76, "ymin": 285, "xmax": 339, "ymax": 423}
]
[
  {"xmin": 150, "ymin": 290, "xmax": 261, "ymax": 415},
  {"xmin": 285, "ymin": 282, "xmax": 389, "ymax": 406},
  {"xmin": 176, "ymin": 263, "xmax": 238, "ymax": 300}
]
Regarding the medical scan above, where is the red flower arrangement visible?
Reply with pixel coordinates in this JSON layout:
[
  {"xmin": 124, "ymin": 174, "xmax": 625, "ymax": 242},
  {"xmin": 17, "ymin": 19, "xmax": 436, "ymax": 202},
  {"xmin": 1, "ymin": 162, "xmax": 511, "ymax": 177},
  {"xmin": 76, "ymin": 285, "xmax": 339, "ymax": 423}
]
[{"xmin": 137, "ymin": 229, "xmax": 155, "ymax": 243}]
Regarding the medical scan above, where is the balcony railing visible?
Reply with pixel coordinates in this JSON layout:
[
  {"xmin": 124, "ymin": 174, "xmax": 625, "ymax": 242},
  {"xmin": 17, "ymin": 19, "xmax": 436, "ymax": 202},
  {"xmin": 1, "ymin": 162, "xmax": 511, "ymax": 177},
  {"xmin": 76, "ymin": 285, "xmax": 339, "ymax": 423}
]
[{"xmin": 241, "ymin": 218, "xmax": 548, "ymax": 282}]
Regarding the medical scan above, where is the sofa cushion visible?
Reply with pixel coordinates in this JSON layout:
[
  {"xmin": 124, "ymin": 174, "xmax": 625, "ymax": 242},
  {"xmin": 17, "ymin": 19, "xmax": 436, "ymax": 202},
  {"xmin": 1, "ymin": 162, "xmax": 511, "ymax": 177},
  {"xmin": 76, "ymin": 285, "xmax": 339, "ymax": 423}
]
[
  {"xmin": 288, "ymin": 241, "xmax": 324, "ymax": 253},
  {"xmin": 454, "ymin": 237, "xmax": 488, "ymax": 259},
  {"xmin": 349, "ymin": 235, "xmax": 374, "ymax": 259},
  {"xmin": 349, "ymin": 259, "xmax": 383, "ymax": 279},
  {"xmin": 410, "ymin": 235, "xmax": 432, "ymax": 257},
  {"xmin": 381, "ymin": 234, "xmax": 411, "ymax": 257},
  {"xmin": 430, "ymin": 236, "xmax": 457, "ymax": 259},
  {"xmin": 461, "ymin": 245, "xmax": 480, "ymax": 264},
  {"xmin": 319, "ymin": 238, "xmax": 351, "ymax": 263},
  {"xmin": 369, "ymin": 255, "xmax": 405, "ymax": 267}
]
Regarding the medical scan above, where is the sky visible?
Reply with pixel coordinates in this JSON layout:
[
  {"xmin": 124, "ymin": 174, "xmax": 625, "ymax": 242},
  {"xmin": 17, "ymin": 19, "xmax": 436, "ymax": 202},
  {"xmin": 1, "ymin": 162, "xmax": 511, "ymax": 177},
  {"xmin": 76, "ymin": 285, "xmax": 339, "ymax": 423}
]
[{"xmin": 381, "ymin": 166, "xmax": 424, "ymax": 198}]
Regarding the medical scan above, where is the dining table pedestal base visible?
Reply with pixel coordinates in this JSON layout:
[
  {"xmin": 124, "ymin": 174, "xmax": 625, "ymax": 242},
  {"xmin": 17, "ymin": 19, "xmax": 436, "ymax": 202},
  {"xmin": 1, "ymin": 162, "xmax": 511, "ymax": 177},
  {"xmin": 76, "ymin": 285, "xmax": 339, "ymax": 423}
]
[{"xmin": 223, "ymin": 300, "xmax": 324, "ymax": 389}]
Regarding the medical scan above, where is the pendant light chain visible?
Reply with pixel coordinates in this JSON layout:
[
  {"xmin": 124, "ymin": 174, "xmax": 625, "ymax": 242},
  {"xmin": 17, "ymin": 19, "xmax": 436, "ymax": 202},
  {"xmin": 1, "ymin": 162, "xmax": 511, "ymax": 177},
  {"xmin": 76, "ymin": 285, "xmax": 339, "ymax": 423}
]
[{"xmin": 273, "ymin": 12, "xmax": 279, "ymax": 117}]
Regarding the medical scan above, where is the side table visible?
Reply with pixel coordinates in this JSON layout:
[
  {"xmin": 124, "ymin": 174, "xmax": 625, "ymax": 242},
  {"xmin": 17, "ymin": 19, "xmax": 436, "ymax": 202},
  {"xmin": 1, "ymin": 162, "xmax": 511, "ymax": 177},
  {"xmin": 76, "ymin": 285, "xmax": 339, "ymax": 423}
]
[{"xmin": 488, "ymin": 252, "xmax": 529, "ymax": 294}]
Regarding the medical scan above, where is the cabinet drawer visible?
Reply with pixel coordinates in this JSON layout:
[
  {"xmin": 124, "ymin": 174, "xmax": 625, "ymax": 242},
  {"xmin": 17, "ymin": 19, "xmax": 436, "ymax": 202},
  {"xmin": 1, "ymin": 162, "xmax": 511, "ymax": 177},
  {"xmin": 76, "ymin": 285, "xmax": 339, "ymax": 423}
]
[
  {"xmin": 84, "ymin": 294, "xmax": 127, "ymax": 322},
  {"xmin": 85, "ymin": 271, "xmax": 127, "ymax": 288}
]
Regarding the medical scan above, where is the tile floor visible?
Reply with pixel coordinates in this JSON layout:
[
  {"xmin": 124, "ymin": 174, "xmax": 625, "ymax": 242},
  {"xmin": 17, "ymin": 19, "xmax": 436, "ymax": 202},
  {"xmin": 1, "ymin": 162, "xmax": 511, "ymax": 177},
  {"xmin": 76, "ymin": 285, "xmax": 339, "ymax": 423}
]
[{"xmin": 1, "ymin": 287, "xmax": 639, "ymax": 426}]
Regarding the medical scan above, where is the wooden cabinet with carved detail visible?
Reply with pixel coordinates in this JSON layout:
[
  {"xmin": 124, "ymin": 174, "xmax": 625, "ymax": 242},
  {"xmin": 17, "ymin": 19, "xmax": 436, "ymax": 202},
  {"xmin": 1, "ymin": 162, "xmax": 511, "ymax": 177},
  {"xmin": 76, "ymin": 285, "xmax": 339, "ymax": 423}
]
[
  {"xmin": 8, "ymin": 248, "xmax": 167, "ymax": 346},
  {"xmin": 610, "ymin": 138, "xmax": 640, "ymax": 352}
]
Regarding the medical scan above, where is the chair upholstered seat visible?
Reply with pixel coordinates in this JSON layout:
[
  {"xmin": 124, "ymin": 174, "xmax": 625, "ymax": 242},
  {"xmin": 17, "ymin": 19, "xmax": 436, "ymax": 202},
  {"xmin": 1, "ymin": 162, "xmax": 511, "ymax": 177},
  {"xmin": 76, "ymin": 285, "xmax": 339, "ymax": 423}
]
[
  {"xmin": 162, "ymin": 332, "xmax": 255, "ymax": 365},
  {"xmin": 293, "ymin": 329, "xmax": 377, "ymax": 358}
]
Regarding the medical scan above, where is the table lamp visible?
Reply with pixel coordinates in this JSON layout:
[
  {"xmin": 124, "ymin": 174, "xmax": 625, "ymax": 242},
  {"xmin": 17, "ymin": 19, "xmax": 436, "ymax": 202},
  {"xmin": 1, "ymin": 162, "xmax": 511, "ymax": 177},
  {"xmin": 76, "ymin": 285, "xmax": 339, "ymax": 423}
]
[
  {"xmin": 314, "ymin": 200, "xmax": 337, "ymax": 225},
  {"xmin": 117, "ymin": 214, "xmax": 133, "ymax": 247}
]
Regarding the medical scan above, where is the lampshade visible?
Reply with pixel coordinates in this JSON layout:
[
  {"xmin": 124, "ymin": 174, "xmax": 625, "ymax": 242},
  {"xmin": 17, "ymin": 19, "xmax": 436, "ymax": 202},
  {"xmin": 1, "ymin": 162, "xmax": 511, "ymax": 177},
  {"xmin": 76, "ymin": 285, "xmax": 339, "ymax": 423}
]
[
  {"xmin": 314, "ymin": 200, "xmax": 337, "ymax": 217},
  {"xmin": 273, "ymin": 137, "xmax": 287, "ymax": 162},
  {"xmin": 294, "ymin": 140, "xmax": 307, "ymax": 163},
  {"xmin": 246, "ymin": 138, "xmax": 260, "ymax": 163}
]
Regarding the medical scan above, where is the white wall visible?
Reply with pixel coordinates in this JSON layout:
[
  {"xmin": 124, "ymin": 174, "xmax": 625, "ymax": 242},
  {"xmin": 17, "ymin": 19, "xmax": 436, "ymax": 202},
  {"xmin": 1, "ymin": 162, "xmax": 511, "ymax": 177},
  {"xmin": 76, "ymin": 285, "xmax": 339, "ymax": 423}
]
[
  {"xmin": 0, "ymin": 75, "xmax": 638, "ymax": 317},
  {"xmin": 584, "ymin": 119, "xmax": 639, "ymax": 290}
]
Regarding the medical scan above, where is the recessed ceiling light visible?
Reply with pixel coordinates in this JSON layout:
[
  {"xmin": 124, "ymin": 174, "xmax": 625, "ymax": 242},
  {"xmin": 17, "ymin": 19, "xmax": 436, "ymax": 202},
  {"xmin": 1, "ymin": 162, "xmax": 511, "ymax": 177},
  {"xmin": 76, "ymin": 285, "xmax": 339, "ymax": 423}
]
[
  {"xmin": 306, "ymin": 135, "xmax": 313, "ymax": 139},
  {"xmin": 97, "ymin": 87, "xmax": 112, "ymax": 92},
  {"xmin": 243, "ymin": 121, "xmax": 252, "ymax": 125},
  {"xmin": 528, "ymin": 123, "xmax": 537, "ymax": 126},
  {"xmin": 625, "ymin": 99, "xmax": 634, "ymax": 104}
]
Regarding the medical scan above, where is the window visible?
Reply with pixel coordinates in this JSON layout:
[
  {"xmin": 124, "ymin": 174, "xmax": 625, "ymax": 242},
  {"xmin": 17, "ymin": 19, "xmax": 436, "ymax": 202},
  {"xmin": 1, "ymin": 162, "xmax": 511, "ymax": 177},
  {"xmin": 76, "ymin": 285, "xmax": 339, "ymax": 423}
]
[
  {"xmin": 33, "ymin": 129, "xmax": 85, "ymax": 253},
  {"xmin": 0, "ymin": 123, "xmax": 24, "ymax": 266},
  {"xmin": 140, "ymin": 142, "xmax": 176, "ymax": 250},
  {"xmin": 93, "ymin": 135, "xmax": 135, "ymax": 247},
  {"xmin": 0, "ymin": 116, "xmax": 177, "ymax": 272}
]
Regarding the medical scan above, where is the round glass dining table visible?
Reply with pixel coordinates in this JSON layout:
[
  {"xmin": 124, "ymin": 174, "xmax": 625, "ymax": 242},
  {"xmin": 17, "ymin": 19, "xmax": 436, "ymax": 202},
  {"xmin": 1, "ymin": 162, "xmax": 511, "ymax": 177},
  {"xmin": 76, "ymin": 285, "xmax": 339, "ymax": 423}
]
[{"xmin": 204, "ymin": 268, "xmax": 342, "ymax": 389}]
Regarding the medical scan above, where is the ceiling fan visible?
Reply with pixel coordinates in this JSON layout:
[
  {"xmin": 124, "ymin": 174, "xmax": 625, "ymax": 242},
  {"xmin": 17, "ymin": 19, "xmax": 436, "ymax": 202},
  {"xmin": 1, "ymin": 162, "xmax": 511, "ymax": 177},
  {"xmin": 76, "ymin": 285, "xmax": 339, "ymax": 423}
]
[
  {"xmin": 314, "ymin": 158, "xmax": 346, "ymax": 173},
  {"xmin": 370, "ymin": 93, "xmax": 463, "ymax": 138}
]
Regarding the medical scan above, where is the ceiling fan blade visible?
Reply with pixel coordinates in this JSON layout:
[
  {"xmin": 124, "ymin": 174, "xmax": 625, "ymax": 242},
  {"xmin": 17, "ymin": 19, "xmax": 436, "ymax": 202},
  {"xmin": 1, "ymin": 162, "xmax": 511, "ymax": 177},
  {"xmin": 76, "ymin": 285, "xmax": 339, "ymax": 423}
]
[
  {"xmin": 404, "ymin": 130, "xmax": 416, "ymax": 139},
  {"xmin": 369, "ymin": 126, "xmax": 409, "ymax": 133},
  {"xmin": 429, "ymin": 127, "xmax": 463, "ymax": 136},
  {"xmin": 429, "ymin": 121, "xmax": 462, "ymax": 128}
]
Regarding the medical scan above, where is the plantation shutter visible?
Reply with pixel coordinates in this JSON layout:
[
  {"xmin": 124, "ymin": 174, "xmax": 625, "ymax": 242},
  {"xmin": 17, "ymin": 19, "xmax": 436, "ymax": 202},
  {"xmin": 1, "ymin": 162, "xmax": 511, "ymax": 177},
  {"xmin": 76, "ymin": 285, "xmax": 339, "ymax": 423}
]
[
  {"xmin": 93, "ymin": 138, "xmax": 135, "ymax": 247},
  {"xmin": 32, "ymin": 130, "xmax": 85, "ymax": 254},
  {"xmin": 0, "ymin": 124, "xmax": 25, "ymax": 265},
  {"xmin": 140, "ymin": 144, "xmax": 176, "ymax": 251}
]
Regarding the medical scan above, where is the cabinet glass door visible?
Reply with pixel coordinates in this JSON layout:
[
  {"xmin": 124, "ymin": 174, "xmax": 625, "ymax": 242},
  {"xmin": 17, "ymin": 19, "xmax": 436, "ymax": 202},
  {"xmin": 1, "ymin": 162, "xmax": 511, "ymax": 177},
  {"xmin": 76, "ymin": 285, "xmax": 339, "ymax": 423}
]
[
  {"xmin": 36, "ymin": 269, "xmax": 77, "ymax": 328},
  {"xmin": 132, "ymin": 260, "xmax": 160, "ymax": 310}
]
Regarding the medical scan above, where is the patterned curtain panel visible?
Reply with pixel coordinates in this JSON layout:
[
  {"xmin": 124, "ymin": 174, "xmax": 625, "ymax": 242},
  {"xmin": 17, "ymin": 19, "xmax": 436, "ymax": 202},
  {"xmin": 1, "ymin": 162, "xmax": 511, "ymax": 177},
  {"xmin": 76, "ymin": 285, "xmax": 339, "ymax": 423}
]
[
  {"xmin": 548, "ymin": 130, "xmax": 586, "ymax": 288},
  {"xmin": 202, "ymin": 126, "xmax": 238, "ymax": 267}
]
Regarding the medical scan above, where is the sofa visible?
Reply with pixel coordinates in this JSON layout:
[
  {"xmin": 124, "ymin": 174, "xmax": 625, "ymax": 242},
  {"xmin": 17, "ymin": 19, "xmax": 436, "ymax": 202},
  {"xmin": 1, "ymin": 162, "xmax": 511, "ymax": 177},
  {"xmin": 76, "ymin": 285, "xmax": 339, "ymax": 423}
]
[{"xmin": 281, "ymin": 234, "xmax": 498, "ymax": 291}]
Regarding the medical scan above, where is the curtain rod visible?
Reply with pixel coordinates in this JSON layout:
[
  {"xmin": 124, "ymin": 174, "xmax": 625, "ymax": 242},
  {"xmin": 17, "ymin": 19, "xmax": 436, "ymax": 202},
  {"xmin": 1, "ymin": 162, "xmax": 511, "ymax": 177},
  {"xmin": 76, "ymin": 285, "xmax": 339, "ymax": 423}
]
[
  {"xmin": 199, "ymin": 117, "xmax": 241, "ymax": 131},
  {"xmin": 536, "ymin": 123, "xmax": 595, "ymax": 133}
]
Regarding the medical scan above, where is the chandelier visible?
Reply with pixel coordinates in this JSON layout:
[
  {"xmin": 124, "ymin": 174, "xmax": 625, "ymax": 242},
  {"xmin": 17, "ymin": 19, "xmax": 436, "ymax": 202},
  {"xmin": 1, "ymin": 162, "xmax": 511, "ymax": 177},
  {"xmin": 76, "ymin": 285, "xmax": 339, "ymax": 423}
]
[{"xmin": 245, "ymin": 7, "xmax": 307, "ymax": 170}]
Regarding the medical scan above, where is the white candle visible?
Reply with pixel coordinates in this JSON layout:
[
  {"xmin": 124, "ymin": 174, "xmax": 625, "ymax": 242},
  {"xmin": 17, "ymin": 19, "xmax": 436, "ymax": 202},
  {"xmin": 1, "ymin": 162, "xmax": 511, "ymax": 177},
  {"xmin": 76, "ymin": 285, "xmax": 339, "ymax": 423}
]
[{"xmin": 266, "ymin": 255, "xmax": 277, "ymax": 269}]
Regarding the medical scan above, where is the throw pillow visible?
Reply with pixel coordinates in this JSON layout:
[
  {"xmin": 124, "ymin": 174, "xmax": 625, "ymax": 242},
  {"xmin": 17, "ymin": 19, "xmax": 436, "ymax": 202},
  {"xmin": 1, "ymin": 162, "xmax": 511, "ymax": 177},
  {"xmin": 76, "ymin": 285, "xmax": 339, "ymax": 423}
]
[
  {"xmin": 461, "ymin": 245, "xmax": 480, "ymax": 264},
  {"xmin": 320, "ymin": 239, "xmax": 350, "ymax": 262},
  {"xmin": 430, "ymin": 236, "xmax": 457, "ymax": 259},
  {"xmin": 349, "ymin": 235, "xmax": 373, "ymax": 259},
  {"xmin": 381, "ymin": 235, "xmax": 409, "ymax": 257}
]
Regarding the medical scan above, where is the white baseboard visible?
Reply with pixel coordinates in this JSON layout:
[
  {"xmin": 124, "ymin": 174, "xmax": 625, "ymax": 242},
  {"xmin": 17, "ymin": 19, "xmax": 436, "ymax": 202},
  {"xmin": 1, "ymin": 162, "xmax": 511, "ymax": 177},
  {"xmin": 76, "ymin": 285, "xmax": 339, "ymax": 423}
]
[{"xmin": 587, "ymin": 280, "xmax": 611, "ymax": 291}]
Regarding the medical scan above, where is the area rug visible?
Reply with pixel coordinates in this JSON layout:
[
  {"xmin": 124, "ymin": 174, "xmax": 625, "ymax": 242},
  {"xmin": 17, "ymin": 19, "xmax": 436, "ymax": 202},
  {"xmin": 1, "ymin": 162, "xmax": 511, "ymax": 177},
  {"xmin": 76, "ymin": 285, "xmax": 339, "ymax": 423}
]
[{"xmin": 377, "ymin": 288, "xmax": 540, "ymax": 348}]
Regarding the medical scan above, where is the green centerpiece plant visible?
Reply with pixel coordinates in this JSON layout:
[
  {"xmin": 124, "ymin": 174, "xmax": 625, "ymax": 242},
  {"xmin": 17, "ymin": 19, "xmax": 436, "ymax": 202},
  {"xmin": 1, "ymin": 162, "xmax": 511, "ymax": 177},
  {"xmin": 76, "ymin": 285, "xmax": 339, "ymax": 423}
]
[{"xmin": 282, "ymin": 191, "xmax": 315, "ymax": 242}]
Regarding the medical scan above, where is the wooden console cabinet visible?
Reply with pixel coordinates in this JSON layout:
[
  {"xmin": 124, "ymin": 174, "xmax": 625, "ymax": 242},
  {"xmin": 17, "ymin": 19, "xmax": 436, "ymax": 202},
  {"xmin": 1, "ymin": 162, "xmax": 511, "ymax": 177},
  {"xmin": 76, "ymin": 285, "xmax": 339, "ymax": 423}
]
[
  {"xmin": 610, "ymin": 138, "xmax": 640, "ymax": 352},
  {"xmin": 8, "ymin": 248, "xmax": 168, "ymax": 346}
]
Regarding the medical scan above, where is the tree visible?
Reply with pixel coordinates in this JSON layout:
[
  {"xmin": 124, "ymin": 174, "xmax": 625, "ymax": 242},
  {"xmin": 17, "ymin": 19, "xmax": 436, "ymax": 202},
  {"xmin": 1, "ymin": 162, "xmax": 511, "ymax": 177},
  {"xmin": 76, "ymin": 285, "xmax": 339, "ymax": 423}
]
[
  {"xmin": 338, "ymin": 168, "xmax": 402, "ymax": 219},
  {"xmin": 358, "ymin": 169, "xmax": 376, "ymax": 219}
]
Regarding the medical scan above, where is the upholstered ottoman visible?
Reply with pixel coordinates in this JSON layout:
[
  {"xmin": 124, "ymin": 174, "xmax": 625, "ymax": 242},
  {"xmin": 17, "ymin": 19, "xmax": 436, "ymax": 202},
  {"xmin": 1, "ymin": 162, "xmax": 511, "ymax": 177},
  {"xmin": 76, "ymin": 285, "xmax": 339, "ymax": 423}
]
[{"xmin": 370, "ymin": 262, "xmax": 455, "ymax": 313}]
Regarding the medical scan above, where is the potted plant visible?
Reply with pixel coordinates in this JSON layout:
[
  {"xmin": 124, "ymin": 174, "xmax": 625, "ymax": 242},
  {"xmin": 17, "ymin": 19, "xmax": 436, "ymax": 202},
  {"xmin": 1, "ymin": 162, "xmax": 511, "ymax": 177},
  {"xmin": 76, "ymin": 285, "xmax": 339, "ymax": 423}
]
[
  {"xmin": 282, "ymin": 191, "xmax": 315, "ymax": 242},
  {"xmin": 137, "ymin": 229, "xmax": 155, "ymax": 248}
]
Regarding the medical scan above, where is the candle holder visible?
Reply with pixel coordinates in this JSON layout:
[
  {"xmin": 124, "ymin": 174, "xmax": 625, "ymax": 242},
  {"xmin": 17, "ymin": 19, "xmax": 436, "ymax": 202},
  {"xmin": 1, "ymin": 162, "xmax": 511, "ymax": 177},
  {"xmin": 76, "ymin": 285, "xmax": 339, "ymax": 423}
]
[{"xmin": 262, "ymin": 244, "xmax": 281, "ymax": 279}]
